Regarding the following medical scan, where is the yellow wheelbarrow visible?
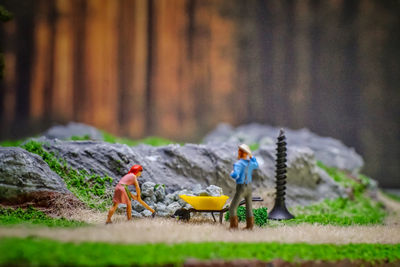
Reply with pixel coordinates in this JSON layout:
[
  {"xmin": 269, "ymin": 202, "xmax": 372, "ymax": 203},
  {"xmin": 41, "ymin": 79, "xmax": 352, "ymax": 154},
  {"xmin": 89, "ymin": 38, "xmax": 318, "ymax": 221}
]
[{"xmin": 173, "ymin": 195, "xmax": 263, "ymax": 223}]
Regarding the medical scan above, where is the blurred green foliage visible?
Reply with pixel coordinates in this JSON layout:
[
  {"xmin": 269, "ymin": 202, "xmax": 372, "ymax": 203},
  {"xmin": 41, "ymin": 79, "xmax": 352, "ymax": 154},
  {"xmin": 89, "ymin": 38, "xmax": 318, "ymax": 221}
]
[
  {"xmin": 0, "ymin": 139, "xmax": 25, "ymax": 147},
  {"xmin": 225, "ymin": 206, "xmax": 268, "ymax": 227},
  {"xmin": 0, "ymin": 206, "xmax": 86, "ymax": 227},
  {"xmin": 0, "ymin": 237, "xmax": 399, "ymax": 266},
  {"xmin": 0, "ymin": 5, "xmax": 12, "ymax": 80},
  {"xmin": 102, "ymin": 131, "xmax": 179, "ymax": 146},
  {"xmin": 383, "ymin": 191, "xmax": 400, "ymax": 202},
  {"xmin": 249, "ymin": 143, "xmax": 260, "ymax": 152}
]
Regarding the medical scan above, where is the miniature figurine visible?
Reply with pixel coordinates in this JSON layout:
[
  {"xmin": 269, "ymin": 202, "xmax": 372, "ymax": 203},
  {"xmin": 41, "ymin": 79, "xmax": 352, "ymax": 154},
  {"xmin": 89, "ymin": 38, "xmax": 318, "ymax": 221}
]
[
  {"xmin": 229, "ymin": 144, "xmax": 259, "ymax": 230},
  {"xmin": 106, "ymin": 164, "xmax": 155, "ymax": 224}
]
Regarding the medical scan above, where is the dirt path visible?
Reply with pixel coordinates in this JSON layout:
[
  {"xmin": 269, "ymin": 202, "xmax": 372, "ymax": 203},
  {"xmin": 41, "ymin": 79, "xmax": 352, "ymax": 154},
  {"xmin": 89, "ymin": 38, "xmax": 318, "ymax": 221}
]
[{"xmin": 0, "ymin": 192, "xmax": 399, "ymax": 244}]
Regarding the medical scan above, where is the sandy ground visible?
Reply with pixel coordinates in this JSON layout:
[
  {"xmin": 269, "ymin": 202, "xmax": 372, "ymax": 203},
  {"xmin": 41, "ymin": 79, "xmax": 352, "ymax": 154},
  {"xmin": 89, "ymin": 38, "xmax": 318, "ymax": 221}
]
[{"xmin": 0, "ymin": 192, "xmax": 399, "ymax": 244}]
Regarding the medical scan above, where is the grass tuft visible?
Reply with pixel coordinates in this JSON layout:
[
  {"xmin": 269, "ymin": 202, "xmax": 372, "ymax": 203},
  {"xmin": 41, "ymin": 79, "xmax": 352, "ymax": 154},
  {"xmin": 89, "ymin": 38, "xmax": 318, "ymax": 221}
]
[
  {"xmin": 225, "ymin": 206, "xmax": 268, "ymax": 227},
  {"xmin": 0, "ymin": 206, "xmax": 87, "ymax": 227}
]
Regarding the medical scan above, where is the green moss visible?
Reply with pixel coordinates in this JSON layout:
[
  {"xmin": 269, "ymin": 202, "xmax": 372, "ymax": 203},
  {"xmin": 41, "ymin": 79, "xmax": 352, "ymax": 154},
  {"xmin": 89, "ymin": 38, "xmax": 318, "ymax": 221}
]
[
  {"xmin": 0, "ymin": 206, "xmax": 87, "ymax": 227},
  {"xmin": 225, "ymin": 206, "xmax": 268, "ymax": 227},
  {"xmin": 21, "ymin": 140, "xmax": 113, "ymax": 211},
  {"xmin": 317, "ymin": 161, "xmax": 368, "ymax": 195},
  {"xmin": 0, "ymin": 237, "xmax": 399, "ymax": 266}
]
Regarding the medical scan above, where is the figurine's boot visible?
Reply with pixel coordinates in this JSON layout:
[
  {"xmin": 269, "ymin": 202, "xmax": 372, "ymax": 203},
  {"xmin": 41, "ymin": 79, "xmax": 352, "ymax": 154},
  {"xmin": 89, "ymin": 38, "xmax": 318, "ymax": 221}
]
[
  {"xmin": 244, "ymin": 216, "xmax": 254, "ymax": 230},
  {"xmin": 229, "ymin": 216, "xmax": 239, "ymax": 230}
]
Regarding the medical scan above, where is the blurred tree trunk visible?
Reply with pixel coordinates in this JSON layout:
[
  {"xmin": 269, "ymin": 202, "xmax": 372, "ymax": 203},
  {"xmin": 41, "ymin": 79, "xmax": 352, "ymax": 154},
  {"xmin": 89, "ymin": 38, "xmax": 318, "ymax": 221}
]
[{"xmin": 0, "ymin": 0, "xmax": 400, "ymax": 187}]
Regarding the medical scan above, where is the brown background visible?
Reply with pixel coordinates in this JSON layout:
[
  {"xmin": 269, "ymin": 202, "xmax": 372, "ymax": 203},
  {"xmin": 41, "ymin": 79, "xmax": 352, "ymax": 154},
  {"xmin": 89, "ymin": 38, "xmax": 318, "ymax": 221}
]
[{"xmin": 0, "ymin": 0, "xmax": 399, "ymax": 188}]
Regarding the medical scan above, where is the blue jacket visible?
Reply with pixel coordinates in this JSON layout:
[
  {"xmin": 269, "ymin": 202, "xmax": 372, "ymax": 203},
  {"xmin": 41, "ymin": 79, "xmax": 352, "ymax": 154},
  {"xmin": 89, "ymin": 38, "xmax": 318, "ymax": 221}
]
[{"xmin": 230, "ymin": 157, "xmax": 259, "ymax": 184}]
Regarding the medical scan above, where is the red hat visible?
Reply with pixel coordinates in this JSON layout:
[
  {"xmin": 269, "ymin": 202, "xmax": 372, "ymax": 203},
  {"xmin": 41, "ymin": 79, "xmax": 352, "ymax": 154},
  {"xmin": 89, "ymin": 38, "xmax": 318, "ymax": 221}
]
[{"xmin": 129, "ymin": 165, "xmax": 143, "ymax": 175}]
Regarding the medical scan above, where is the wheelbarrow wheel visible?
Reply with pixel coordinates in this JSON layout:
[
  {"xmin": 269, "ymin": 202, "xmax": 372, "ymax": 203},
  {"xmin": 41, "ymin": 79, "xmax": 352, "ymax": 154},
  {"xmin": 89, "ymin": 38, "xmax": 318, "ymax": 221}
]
[{"xmin": 174, "ymin": 208, "xmax": 190, "ymax": 221}]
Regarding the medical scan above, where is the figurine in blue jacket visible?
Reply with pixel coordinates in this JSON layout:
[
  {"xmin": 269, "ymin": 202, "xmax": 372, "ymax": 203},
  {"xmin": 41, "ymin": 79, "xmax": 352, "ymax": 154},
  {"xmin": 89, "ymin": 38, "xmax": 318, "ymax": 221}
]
[{"xmin": 229, "ymin": 144, "xmax": 259, "ymax": 230}]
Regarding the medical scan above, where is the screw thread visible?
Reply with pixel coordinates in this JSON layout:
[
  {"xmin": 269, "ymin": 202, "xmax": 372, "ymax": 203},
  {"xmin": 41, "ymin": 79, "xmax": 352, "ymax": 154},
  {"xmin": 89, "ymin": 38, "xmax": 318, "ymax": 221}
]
[{"xmin": 275, "ymin": 132, "xmax": 287, "ymax": 201}]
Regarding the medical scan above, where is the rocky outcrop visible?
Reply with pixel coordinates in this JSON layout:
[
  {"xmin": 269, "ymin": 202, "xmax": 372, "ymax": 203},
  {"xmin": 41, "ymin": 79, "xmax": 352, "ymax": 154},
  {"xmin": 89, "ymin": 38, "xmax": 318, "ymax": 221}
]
[
  {"xmin": 204, "ymin": 123, "xmax": 364, "ymax": 174},
  {"xmin": 0, "ymin": 147, "xmax": 78, "ymax": 206},
  {"xmin": 42, "ymin": 122, "xmax": 104, "ymax": 141},
  {"xmin": 38, "ymin": 138, "xmax": 346, "ymax": 207}
]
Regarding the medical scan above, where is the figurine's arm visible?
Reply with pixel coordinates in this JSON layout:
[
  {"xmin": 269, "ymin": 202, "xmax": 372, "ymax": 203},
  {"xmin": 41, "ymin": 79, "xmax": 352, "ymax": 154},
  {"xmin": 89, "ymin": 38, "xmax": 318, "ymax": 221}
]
[
  {"xmin": 133, "ymin": 177, "xmax": 141, "ymax": 200},
  {"xmin": 250, "ymin": 156, "xmax": 259, "ymax": 169},
  {"xmin": 137, "ymin": 198, "xmax": 155, "ymax": 213},
  {"xmin": 230, "ymin": 163, "xmax": 241, "ymax": 180},
  {"xmin": 133, "ymin": 178, "xmax": 155, "ymax": 213}
]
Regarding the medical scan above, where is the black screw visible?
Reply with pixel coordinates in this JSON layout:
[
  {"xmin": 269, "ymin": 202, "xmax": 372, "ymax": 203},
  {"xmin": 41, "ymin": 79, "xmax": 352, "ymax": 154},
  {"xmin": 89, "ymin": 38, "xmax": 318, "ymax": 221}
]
[{"xmin": 268, "ymin": 129, "xmax": 295, "ymax": 220}]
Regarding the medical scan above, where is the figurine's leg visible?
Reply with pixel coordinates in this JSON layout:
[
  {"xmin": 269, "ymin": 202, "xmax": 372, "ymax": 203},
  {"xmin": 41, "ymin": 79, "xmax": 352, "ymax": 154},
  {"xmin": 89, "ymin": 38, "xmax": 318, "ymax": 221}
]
[
  {"xmin": 244, "ymin": 186, "xmax": 253, "ymax": 218},
  {"xmin": 106, "ymin": 202, "xmax": 118, "ymax": 224},
  {"xmin": 229, "ymin": 185, "xmax": 243, "ymax": 217},
  {"xmin": 229, "ymin": 185, "xmax": 243, "ymax": 229},
  {"xmin": 244, "ymin": 185, "xmax": 254, "ymax": 230},
  {"xmin": 127, "ymin": 201, "xmax": 132, "ymax": 221}
]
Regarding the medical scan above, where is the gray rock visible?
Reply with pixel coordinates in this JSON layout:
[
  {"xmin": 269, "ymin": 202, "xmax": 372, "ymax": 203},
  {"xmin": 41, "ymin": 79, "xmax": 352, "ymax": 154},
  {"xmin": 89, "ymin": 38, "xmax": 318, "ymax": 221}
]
[
  {"xmin": 177, "ymin": 189, "xmax": 194, "ymax": 197},
  {"xmin": 132, "ymin": 210, "xmax": 142, "ymax": 218},
  {"xmin": 164, "ymin": 194, "xmax": 175, "ymax": 206},
  {"xmin": 142, "ymin": 195, "xmax": 156, "ymax": 206},
  {"xmin": 141, "ymin": 182, "xmax": 156, "ymax": 197},
  {"xmin": 141, "ymin": 210, "xmax": 152, "ymax": 217},
  {"xmin": 132, "ymin": 200, "xmax": 144, "ymax": 212},
  {"xmin": 204, "ymin": 123, "xmax": 364, "ymax": 174},
  {"xmin": 154, "ymin": 184, "xmax": 166, "ymax": 201},
  {"xmin": 35, "ymin": 135, "xmax": 347, "ymax": 207},
  {"xmin": 42, "ymin": 122, "xmax": 103, "ymax": 141},
  {"xmin": 192, "ymin": 184, "xmax": 202, "ymax": 196},
  {"xmin": 155, "ymin": 203, "xmax": 167, "ymax": 213},
  {"xmin": 178, "ymin": 198, "xmax": 187, "ymax": 207},
  {"xmin": 205, "ymin": 185, "xmax": 223, "ymax": 196},
  {"xmin": 0, "ymin": 147, "xmax": 73, "ymax": 205},
  {"xmin": 167, "ymin": 202, "xmax": 181, "ymax": 215}
]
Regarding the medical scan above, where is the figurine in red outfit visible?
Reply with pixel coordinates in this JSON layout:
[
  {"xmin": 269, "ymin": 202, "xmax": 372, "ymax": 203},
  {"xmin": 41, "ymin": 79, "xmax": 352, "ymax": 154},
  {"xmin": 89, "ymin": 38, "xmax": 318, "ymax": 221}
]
[{"xmin": 106, "ymin": 165, "xmax": 155, "ymax": 224}]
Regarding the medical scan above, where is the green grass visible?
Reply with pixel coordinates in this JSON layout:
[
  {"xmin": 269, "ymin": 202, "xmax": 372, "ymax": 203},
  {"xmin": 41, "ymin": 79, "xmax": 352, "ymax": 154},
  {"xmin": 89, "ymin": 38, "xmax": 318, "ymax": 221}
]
[
  {"xmin": 21, "ymin": 140, "xmax": 113, "ymax": 211},
  {"xmin": 264, "ymin": 163, "xmax": 385, "ymax": 226},
  {"xmin": 273, "ymin": 163, "xmax": 386, "ymax": 226},
  {"xmin": 282, "ymin": 194, "xmax": 386, "ymax": 226},
  {"xmin": 383, "ymin": 191, "xmax": 400, "ymax": 202},
  {"xmin": 0, "ymin": 206, "xmax": 87, "ymax": 228},
  {"xmin": 0, "ymin": 237, "xmax": 399, "ymax": 266},
  {"xmin": 1, "ymin": 131, "xmax": 176, "ymax": 147},
  {"xmin": 102, "ymin": 131, "xmax": 179, "ymax": 147}
]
